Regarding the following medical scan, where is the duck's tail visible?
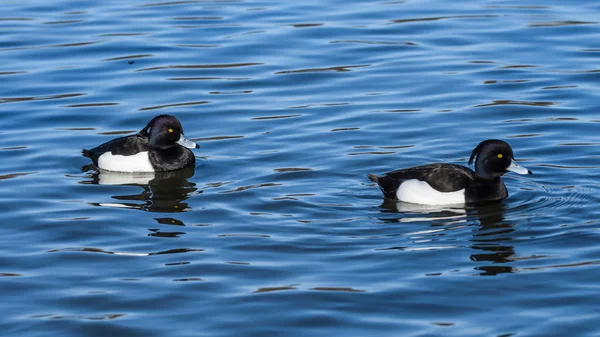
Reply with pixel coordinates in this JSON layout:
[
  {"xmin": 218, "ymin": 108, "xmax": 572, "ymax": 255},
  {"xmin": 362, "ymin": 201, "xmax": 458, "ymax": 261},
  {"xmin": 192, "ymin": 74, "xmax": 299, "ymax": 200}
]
[
  {"xmin": 82, "ymin": 149, "xmax": 92, "ymax": 158},
  {"xmin": 368, "ymin": 173, "xmax": 398, "ymax": 200}
]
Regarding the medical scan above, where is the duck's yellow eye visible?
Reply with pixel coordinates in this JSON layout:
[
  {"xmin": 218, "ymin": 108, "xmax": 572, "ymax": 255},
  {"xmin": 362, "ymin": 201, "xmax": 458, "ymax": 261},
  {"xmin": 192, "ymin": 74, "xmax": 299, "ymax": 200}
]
[
  {"xmin": 497, "ymin": 154, "xmax": 503, "ymax": 159},
  {"xmin": 168, "ymin": 128, "xmax": 173, "ymax": 133}
]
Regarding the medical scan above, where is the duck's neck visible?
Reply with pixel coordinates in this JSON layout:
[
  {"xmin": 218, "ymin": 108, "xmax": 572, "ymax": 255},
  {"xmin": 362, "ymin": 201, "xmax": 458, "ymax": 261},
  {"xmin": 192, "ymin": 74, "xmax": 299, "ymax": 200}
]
[
  {"xmin": 467, "ymin": 177, "xmax": 508, "ymax": 203},
  {"xmin": 149, "ymin": 146, "xmax": 195, "ymax": 172}
]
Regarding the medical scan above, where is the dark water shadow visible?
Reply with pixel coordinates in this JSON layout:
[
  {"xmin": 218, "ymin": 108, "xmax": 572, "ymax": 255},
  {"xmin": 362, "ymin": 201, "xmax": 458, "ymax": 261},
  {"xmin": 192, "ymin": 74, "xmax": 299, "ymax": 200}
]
[
  {"xmin": 468, "ymin": 202, "xmax": 517, "ymax": 276},
  {"xmin": 377, "ymin": 200, "xmax": 517, "ymax": 276},
  {"xmin": 80, "ymin": 166, "xmax": 198, "ymax": 213}
]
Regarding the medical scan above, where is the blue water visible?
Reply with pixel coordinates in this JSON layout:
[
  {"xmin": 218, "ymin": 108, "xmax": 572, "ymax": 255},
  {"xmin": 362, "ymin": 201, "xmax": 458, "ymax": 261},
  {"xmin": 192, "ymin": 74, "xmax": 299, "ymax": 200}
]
[{"xmin": 2, "ymin": 0, "xmax": 600, "ymax": 336}]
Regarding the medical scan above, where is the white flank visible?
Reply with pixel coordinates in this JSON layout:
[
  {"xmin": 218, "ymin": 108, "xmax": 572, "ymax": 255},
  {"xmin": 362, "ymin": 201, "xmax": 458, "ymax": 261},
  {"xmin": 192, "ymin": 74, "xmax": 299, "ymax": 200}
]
[
  {"xmin": 97, "ymin": 151, "xmax": 154, "ymax": 173},
  {"xmin": 396, "ymin": 179, "xmax": 465, "ymax": 205}
]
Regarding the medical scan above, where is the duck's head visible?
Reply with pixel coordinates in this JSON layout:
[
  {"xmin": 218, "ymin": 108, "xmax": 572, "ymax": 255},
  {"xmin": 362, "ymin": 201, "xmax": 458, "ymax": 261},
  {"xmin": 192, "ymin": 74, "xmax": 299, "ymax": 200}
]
[
  {"xmin": 141, "ymin": 115, "xmax": 199, "ymax": 150},
  {"xmin": 468, "ymin": 139, "xmax": 531, "ymax": 179}
]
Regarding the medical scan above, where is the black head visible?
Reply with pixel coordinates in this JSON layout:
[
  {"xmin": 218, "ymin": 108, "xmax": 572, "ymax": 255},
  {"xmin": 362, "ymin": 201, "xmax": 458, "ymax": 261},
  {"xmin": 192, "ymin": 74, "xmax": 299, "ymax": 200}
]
[
  {"xmin": 468, "ymin": 139, "xmax": 532, "ymax": 179},
  {"xmin": 140, "ymin": 115, "xmax": 198, "ymax": 150}
]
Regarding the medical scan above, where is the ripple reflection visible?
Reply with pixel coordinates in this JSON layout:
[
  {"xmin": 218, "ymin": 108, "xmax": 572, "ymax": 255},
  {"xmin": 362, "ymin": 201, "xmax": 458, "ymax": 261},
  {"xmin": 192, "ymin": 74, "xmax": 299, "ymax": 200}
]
[{"xmin": 376, "ymin": 201, "xmax": 523, "ymax": 276}]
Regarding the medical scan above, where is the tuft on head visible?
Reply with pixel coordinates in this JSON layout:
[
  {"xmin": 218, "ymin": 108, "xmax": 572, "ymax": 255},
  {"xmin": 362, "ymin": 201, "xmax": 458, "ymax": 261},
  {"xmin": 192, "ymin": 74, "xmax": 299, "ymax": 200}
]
[
  {"xmin": 468, "ymin": 139, "xmax": 505, "ymax": 166},
  {"xmin": 139, "ymin": 115, "xmax": 180, "ymax": 136}
]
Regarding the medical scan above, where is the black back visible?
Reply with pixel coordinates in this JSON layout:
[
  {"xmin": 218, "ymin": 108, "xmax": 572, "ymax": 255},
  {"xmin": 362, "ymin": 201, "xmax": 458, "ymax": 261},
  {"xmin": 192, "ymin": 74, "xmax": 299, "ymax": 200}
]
[{"xmin": 82, "ymin": 134, "xmax": 149, "ymax": 166}]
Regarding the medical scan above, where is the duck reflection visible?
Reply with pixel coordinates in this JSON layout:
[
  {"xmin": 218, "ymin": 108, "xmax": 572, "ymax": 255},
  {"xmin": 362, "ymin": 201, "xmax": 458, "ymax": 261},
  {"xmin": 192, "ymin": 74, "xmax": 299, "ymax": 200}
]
[
  {"xmin": 81, "ymin": 165, "xmax": 198, "ymax": 213},
  {"xmin": 379, "ymin": 199, "xmax": 467, "ymax": 222},
  {"xmin": 468, "ymin": 202, "xmax": 517, "ymax": 276},
  {"xmin": 378, "ymin": 200, "xmax": 517, "ymax": 276}
]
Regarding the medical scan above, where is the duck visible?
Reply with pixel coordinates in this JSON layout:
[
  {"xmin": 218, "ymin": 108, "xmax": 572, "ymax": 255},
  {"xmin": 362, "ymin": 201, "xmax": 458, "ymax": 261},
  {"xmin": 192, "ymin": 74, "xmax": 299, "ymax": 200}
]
[
  {"xmin": 368, "ymin": 139, "xmax": 532, "ymax": 205},
  {"xmin": 82, "ymin": 115, "xmax": 199, "ymax": 172}
]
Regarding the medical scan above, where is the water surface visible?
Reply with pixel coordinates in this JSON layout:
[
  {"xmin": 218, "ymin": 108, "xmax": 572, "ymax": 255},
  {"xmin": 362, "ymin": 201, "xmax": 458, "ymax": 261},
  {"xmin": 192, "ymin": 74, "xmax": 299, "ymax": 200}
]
[{"xmin": 1, "ymin": 0, "xmax": 600, "ymax": 336}]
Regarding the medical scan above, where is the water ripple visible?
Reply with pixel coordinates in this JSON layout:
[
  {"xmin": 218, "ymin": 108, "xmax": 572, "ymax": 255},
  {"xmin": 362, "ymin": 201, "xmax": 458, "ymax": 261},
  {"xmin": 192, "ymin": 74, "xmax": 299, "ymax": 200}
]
[
  {"xmin": 136, "ymin": 62, "xmax": 263, "ymax": 72},
  {"xmin": 104, "ymin": 54, "xmax": 153, "ymax": 61},
  {"xmin": 0, "ymin": 93, "xmax": 85, "ymax": 104},
  {"xmin": 473, "ymin": 100, "xmax": 556, "ymax": 108},
  {"xmin": 391, "ymin": 15, "xmax": 498, "ymax": 24},
  {"xmin": 528, "ymin": 21, "xmax": 598, "ymax": 28},
  {"xmin": 139, "ymin": 101, "xmax": 210, "ymax": 111},
  {"xmin": 275, "ymin": 64, "xmax": 369, "ymax": 74},
  {"xmin": 32, "ymin": 313, "xmax": 125, "ymax": 320},
  {"xmin": 48, "ymin": 247, "xmax": 204, "ymax": 256},
  {"xmin": 0, "ymin": 172, "xmax": 36, "ymax": 181}
]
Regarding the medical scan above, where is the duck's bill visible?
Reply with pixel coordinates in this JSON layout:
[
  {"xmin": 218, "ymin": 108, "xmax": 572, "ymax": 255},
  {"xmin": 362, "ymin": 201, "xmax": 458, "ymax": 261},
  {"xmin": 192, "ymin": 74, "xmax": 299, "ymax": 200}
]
[
  {"xmin": 177, "ymin": 134, "xmax": 199, "ymax": 149},
  {"xmin": 507, "ymin": 159, "xmax": 532, "ymax": 175}
]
